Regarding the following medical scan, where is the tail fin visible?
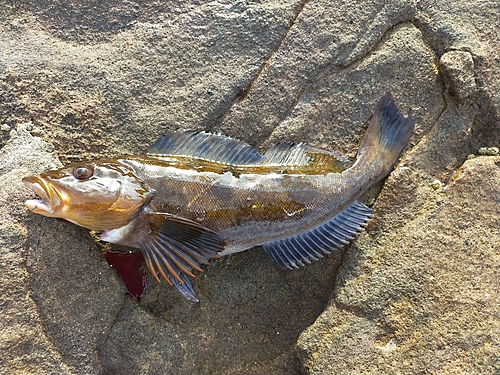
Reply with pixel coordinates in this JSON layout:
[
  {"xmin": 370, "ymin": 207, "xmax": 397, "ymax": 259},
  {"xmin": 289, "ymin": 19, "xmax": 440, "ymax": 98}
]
[{"xmin": 356, "ymin": 93, "xmax": 415, "ymax": 177}]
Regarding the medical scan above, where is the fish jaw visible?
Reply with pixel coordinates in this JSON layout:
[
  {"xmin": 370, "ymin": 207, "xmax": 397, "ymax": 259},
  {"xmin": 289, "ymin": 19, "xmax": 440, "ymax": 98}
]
[
  {"xmin": 22, "ymin": 160, "xmax": 157, "ymax": 231},
  {"xmin": 22, "ymin": 176, "xmax": 63, "ymax": 217}
]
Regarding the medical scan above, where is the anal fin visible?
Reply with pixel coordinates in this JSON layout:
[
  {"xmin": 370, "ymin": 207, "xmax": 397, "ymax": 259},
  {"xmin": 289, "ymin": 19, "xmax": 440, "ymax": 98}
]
[{"xmin": 262, "ymin": 201, "xmax": 373, "ymax": 270}]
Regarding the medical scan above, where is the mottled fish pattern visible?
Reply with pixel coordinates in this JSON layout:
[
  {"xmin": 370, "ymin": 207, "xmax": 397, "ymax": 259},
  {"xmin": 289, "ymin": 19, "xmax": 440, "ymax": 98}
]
[{"xmin": 23, "ymin": 93, "xmax": 414, "ymax": 301}]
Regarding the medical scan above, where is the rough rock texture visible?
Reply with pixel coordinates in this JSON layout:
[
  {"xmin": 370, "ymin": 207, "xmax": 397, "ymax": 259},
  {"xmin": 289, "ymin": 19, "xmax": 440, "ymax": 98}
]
[
  {"xmin": 297, "ymin": 155, "xmax": 500, "ymax": 374},
  {"xmin": 0, "ymin": 125, "xmax": 72, "ymax": 374},
  {"xmin": 439, "ymin": 50, "xmax": 476, "ymax": 102},
  {"xmin": 0, "ymin": 1, "xmax": 499, "ymax": 374}
]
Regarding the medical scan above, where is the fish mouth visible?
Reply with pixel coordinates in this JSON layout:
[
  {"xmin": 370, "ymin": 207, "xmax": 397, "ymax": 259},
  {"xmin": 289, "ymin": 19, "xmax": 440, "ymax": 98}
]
[{"xmin": 22, "ymin": 176, "xmax": 62, "ymax": 215}]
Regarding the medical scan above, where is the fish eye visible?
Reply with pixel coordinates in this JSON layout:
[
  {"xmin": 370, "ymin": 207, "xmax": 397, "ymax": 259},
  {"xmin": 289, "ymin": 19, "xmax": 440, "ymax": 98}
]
[{"xmin": 73, "ymin": 165, "xmax": 94, "ymax": 180}]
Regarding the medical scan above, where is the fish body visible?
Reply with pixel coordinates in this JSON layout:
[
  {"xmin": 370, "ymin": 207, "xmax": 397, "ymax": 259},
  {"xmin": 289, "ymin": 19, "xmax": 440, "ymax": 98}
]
[{"xmin": 23, "ymin": 93, "xmax": 414, "ymax": 301}]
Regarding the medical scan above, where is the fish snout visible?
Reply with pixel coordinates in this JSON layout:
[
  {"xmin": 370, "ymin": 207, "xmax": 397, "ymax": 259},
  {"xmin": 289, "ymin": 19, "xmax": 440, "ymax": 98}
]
[{"xmin": 22, "ymin": 175, "xmax": 60, "ymax": 214}]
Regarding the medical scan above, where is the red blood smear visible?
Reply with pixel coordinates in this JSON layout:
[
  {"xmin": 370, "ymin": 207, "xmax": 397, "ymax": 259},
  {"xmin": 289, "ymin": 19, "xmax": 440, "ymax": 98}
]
[{"xmin": 105, "ymin": 250, "xmax": 147, "ymax": 301}]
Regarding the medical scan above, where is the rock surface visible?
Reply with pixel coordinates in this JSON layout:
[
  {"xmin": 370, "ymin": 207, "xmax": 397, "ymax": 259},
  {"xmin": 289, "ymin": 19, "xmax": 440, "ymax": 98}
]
[
  {"xmin": 297, "ymin": 155, "xmax": 500, "ymax": 374},
  {"xmin": 0, "ymin": 1, "xmax": 499, "ymax": 374},
  {"xmin": 0, "ymin": 125, "xmax": 71, "ymax": 374}
]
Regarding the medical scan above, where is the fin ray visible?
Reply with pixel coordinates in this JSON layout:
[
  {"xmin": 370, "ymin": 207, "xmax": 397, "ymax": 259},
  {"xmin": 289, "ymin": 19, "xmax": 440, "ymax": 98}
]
[
  {"xmin": 138, "ymin": 212, "xmax": 224, "ymax": 301},
  {"xmin": 158, "ymin": 243, "xmax": 197, "ymax": 277},
  {"xmin": 168, "ymin": 273, "xmax": 199, "ymax": 302},
  {"xmin": 313, "ymin": 229, "xmax": 340, "ymax": 249},
  {"xmin": 357, "ymin": 92, "xmax": 415, "ymax": 171},
  {"xmin": 155, "ymin": 235, "xmax": 201, "ymax": 274},
  {"xmin": 144, "ymin": 243, "xmax": 177, "ymax": 283},
  {"xmin": 289, "ymin": 237, "xmax": 313, "ymax": 265},
  {"xmin": 148, "ymin": 130, "xmax": 263, "ymax": 165},
  {"xmin": 260, "ymin": 142, "xmax": 349, "ymax": 172},
  {"xmin": 300, "ymin": 233, "xmax": 325, "ymax": 259},
  {"xmin": 157, "ymin": 233, "xmax": 210, "ymax": 267},
  {"xmin": 141, "ymin": 244, "xmax": 163, "ymax": 283},
  {"xmin": 148, "ymin": 129, "xmax": 349, "ymax": 171},
  {"xmin": 262, "ymin": 201, "xmax": 373, "ymax": 269}
]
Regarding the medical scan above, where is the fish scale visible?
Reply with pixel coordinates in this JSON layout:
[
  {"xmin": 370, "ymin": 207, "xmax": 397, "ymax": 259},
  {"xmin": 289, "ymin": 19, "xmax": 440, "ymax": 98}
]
[{"xmin": 23, "ymin": 93, "xmax": 414, "ymax": 301}]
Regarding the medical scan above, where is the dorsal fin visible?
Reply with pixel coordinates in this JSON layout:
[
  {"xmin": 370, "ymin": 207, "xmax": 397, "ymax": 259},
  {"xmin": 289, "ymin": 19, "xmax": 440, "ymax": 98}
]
[
  {"xmin": 260, "ymin": 142, "xmax": 311, "ymax": 165},
  {"xmin": 148, "ymin": 129, "xmax": 349, "ymax": 171},
  {"xmin": 147, "ymin": 130, "xmax": 263, "ymax": 165},
  {"xmin": 260, "ymin": 142, "xmax": 349, "ymax": 172}
]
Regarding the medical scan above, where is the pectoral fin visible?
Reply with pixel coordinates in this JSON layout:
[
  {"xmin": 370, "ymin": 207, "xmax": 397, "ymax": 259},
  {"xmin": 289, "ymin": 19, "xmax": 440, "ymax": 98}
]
[
  {"xmin": 138, "ymin": 212, "xmax": 224, "ymax": 301},
  {"xmin": 262, "ymin": 201, "xmax": 373, "ymax": 269}
]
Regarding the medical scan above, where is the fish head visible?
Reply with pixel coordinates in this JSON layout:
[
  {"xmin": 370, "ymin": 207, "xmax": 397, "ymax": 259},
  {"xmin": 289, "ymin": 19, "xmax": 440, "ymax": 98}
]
[{"xmin": 22, "ymin": 160, "xmax": 154, "ymax": 231}]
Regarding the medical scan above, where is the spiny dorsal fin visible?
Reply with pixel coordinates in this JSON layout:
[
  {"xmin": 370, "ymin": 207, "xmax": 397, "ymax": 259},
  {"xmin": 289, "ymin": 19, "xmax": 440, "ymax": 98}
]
[
  {"xmin": 148, "ymin": 130, "xmax": 349, "ymax": 172},
  {"xmin": 262, "ymin": 201, "xmax": 373, "ymax": 270},
  {"xmin": 147, "ymin": 130, "xmax": 263, "ymax": 165}
]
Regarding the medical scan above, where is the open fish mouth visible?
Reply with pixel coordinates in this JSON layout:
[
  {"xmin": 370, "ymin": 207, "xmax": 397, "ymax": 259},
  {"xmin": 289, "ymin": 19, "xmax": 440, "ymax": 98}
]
[{"xmin": 22, "ymin": 176, "xmax": 61, "ymax": 214}]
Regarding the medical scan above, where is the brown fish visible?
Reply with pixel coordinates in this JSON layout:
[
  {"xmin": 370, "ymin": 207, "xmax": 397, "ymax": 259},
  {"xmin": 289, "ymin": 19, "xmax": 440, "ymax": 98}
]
[{"xmin": 23, "ymin": 93, "xmax": 414, "ymax": 301}]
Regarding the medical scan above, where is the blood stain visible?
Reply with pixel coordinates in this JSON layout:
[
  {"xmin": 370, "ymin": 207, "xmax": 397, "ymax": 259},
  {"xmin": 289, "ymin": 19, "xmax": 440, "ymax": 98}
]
[{"xmin": 105, "ymin": 249, "xmax": 147, "ymax": 301}]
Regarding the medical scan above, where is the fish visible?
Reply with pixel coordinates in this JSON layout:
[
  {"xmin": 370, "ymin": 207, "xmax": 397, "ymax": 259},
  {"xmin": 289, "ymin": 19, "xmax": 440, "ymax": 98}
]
[{"xmin": 22, "ymin": 93, "xmax": 414, "ymax": 302}]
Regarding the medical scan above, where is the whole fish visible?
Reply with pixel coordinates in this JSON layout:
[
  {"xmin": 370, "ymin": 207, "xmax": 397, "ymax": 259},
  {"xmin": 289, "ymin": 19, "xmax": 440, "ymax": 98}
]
[{"xmin": 23, "ymin": 93, "xmax": 414, "ymax": 301}]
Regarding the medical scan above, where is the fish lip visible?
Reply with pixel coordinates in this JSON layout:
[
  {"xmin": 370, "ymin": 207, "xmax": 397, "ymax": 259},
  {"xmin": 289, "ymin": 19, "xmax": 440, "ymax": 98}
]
[{"xmin": 22, "ymin": 176, "xmax": 61, "ymax": 214}]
